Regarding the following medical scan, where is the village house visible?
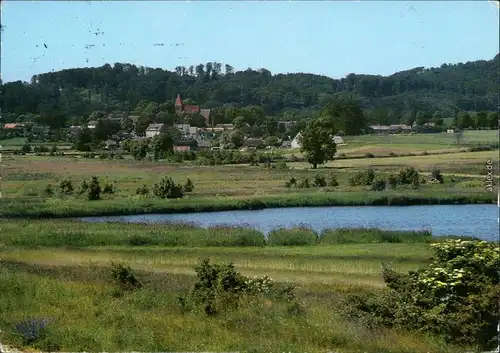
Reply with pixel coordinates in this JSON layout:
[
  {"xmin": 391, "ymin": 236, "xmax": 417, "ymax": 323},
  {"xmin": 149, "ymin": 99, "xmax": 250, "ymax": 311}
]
[
  {"xmin": 370, "ymin": 124, "xmax": 412, "ymax": 134},
  {"xmin": 278, "ymin": 121, "xmax": 296, "ymax": 132},
  {"xmin": 195, "ymin": 138, "xmax": 211, "ymax": 150},
  {"xmin": 241, "ymin": 138, "xmax": 264, "ymax": 150},
  {"xmin": 103, "ymin": 139, "xmax": 118, "ymax": 150},
  {"xmin": 2, "ymin": 123, "xmax": 25, "ymax": 130},
  {"xmin": 291, "ymin": 132, "xmax": 346, "ymax": 149},
  {"xmin": 87, "ymin": 121, "xmax": 98, "ymax": 129},
  {"xmin": 215, "ymin": 124, "xmax": 234, "ymax": 130},
  {"xmin": 32, "ymin": 124, "xmax": 50, "ymax": 135},
  {"xmin": 145, "ymin": 123, "xmax": 165, "ymax": 138},
  {"xmin": 173, "ymin": 145, "xmax": 191, "ymax": 152}
]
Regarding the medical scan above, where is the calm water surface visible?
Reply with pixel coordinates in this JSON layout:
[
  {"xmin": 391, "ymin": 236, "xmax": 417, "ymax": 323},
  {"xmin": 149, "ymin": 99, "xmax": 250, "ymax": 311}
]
[{"xmin": 79, "ymin": 204, "xmax": 499, "ymax": 241}]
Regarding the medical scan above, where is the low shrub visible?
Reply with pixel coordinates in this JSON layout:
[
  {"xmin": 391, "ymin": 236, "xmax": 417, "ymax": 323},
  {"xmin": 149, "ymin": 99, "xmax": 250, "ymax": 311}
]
[
  {"xmin": 431, "ymin": 167, "xmax": 444, "ymax": 184},
  {"xmin": 371, "ymin": 176, "xmax": 386, "ymax": 191},
  {"xmin": 349, "ymin": 168, "xmax": 376, "ymax": 186},
  {"xmin": 387, "ymin": 174, "xmax": 398, "ymax": 188},
  {"xmin": 178, "ymin": 259, "xmax": 298, "ymax": 316},
  {"xmin": 59, "ymin": 179, "xmax": 73, "ymax": 195},
  {"xmin": 297, "ymin": 178, "xmax": 310, "ymax": 188},
  {"xmin": 44, "ymin": 184, "xmax": 54, "ymax": 196},
  {"xmin": 313, "ymin": 174, "xmax": 327, "ymax": 187},
  {"xmin": 284, "ymin": 176, "xmax": 297, "ymax": 188},
  {"xmin": 102, "ymin": 182, "xmax": 115, "ymax": 194},
  {"xmin": 184, "ymin": 178, "xmax": 195, "ymax": 192},
  {"xmin": 327, "ymin": 174, "xmax": 339, "ymax": 187},
  {"xmin": 135, "ymin": 184, "xmax": 149, "ymax": 196},
  {"xmin": 87, "ymin": 176, "xmax": 101, "ymax": 200},
  {"xmin": 397, "ymin": 166, "xmax": 420, "ymax": 185},
  {"xmin": 153, "ymin": 177, "xmax": 184, "ymax": 199},
  {"xmin": 76, "ymin": 180, "xmax": 89, "ymax": 195},
  {"xmin": 109, "ymin": 262, "xmax": 142, "ymax": 291}
]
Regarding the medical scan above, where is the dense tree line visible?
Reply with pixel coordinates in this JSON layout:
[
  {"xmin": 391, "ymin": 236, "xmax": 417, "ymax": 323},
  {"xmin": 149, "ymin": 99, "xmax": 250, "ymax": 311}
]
[{"xmin": 0, "ymin": 55, "xmax": 498, "ymax": 128}]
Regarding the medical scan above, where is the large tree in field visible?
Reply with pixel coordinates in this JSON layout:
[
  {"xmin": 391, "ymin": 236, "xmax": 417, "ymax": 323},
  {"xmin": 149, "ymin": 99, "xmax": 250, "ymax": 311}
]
[
  {"xmin": 320, "ymin": 94, "xmax": 366, "ymax": 135},
  {"xmin": 299, "ymin": 116, "xmax": 337, "ymax": 169}
]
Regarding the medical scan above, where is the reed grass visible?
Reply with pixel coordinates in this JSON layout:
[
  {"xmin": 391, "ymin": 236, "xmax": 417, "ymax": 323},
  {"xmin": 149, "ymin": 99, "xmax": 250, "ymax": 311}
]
[{"xmin": 0, "ymin": 219, "xmax": 477, "ymax": 248}]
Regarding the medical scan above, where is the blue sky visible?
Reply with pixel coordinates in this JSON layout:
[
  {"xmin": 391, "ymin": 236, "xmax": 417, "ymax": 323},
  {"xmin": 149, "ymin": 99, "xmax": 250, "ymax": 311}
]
[{"xmin": 1, "ymin": 1, "xmax": 499, "ymax": 83}]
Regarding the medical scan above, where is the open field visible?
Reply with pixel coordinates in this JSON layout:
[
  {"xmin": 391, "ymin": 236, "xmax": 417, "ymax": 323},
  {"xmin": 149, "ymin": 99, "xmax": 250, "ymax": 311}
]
[
  {"xmin": 0, "ymin": 148, "xmax": 496, "ymax": 217},
  {"xmin": 0, "ymin": 221, "xmax": 473, "ymax": 352},
  {"xmin": 279, "ymin": 130, "xmax": 499, "ymax": 158}
]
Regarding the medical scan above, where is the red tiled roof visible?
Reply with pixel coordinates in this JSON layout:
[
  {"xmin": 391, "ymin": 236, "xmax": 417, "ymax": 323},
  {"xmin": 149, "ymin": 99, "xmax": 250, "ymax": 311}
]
[
  {"xmin": 174, "ymin": 145, "xmax": 190, "ymax": 151},
  {"xmin": 183, "ymin": 105, "xmax": 199, "ymax": 113}
]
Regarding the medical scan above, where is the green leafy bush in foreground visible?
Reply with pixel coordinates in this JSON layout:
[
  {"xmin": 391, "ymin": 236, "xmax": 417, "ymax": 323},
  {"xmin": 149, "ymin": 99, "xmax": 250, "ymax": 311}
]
[
  {"xmin": 177, "ymin": 259, "xmax": 298, "ymax": 316},
  {"xmin": 346, "ymin": 239, "xmax": 500, "ymax": 351}
]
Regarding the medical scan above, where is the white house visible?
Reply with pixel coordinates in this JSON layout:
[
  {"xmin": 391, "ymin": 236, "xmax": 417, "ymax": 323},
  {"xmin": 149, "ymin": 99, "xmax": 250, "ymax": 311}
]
[
  {"xmin": 291, "ymin": 133, "xmax": 302, "ymax": 149},
  {"xmin": 290, "ymin": 132, "xmax": 346, "ymax": 149},
  {"xmin": 333, "ymin": 135, "xmax": 345, "ymax": 145},
  {"xmin": 87, "ymin": 120, "xmax": 98, "ymax": 129},
  {"xmin": 145, "ymin": 123, "xmax": 164, "ymax": 138}
]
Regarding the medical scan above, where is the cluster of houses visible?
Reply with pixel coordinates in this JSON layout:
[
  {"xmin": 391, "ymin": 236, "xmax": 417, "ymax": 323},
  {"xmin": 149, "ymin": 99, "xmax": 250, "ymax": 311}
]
[{"xmin": 3, "ymin": 95, "xmax": 452, "ymax": 152}]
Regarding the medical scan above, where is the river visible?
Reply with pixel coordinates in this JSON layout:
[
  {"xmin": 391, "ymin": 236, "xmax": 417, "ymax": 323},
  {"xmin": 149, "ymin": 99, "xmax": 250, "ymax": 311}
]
[{"xmin": 78, "ymin": 204, "xmax": 499, "ymax": 241}]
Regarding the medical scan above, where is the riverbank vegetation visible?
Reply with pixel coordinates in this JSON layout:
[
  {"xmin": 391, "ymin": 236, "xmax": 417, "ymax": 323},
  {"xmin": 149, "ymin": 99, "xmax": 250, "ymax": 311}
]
[{"xmin": 0, "ymin": 221, "xmax": 497, "ymax": 352}]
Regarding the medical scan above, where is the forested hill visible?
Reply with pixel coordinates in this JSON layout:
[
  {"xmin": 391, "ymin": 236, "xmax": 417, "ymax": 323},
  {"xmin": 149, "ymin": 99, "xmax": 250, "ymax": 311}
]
[{"xmin": 1, "ymin": 54, "xmax": 498, "ymax": 125}]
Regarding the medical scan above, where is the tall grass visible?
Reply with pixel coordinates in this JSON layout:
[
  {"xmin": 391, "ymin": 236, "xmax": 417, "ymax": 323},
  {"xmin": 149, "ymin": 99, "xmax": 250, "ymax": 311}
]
[{"xmin": 0, "ymin": 220, "xmax": 477, "ymax": 248}]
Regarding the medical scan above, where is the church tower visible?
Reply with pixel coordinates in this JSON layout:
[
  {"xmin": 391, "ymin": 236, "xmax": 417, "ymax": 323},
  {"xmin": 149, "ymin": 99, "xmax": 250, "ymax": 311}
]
[{"xmin": 174, "ymin": 94, "xmax": 183, "ymax": 115}]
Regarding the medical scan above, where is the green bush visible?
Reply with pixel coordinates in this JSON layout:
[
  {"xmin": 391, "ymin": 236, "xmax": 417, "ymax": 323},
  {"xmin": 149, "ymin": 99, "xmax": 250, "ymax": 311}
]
[
  {"xmin": 313, "ymin": 174, "xmax": 326, "ymax": 187},
  {"xmin": 371, "ymin": 176, "xmax": 386, "ymax": 191},
  {"xmin": 87, "ymin": 176, "xmax": 101, "ymax": 200},
  {"xmin": 59, "ymin": 179, "xmax": 73, "ymax": 195},
  {"xmin": 179, "ymin": 259, "xmax": 247, "ymax": 316},
  {"xmin": 397, "ymin": 166, "xmax": 420, "ymax": 185},
  {"xmin": 431, "ymin": 167, "xmax": 444, "ymax": 183},
  {"xmin": 135, "ymin": 184, "xmax": 149, "ymax": 196},
  {"xmin": 327, "ymin": 174, "xmax": 339, "ymax": 187},
  {"xmin": 184, "ymin": 178, "xmax": 195, "ymax": 192},
  {"xmin": 109, "ymin": 262, "xmax": 142, "ymax": 291},
  {"xmin": 76, "ymin": 180, "xmax": 89, "ymax": 196},
  {"xmin": 297, "ymin": 178, "xmax": 310, "ymax": 188},
  {"xmin": 21, "ymin": 144, "xmax": 31, "ymax": 153},
  {"xmin": 284, "ymin": 176, "xmax": 296, "ymax": 188},
  {"xmin": 102, "ymin": 182, "xmax": 115, "ymax": 195},
  {"xmin": 387, "ymin": 174, "xmax": 398, "ymax": 188},
  {"xmin": 153, "ymin": 177, "xmax": 184, "ymax": 199},
  {"xmin": 349, "ymin": 168, "xmax": 376, "ymax": 186},
  {"xmin": 364, "ymin": 152, "xmax": 375, "ymax": 158},
  {"xmin": 178, "ymin": 259, "xmax": 298, "ymax": 316},
  {"xmin": 346, "ymin": 240, "xmax": 500, "ymax": 350},
  {"xmin": 44, "ymin": 184, "xmax": 54, "ymax": 196}
]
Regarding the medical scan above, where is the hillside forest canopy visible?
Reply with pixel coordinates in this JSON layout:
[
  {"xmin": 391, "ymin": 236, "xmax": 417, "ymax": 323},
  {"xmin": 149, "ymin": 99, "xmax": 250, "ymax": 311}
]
[{"xmin": 0, "ymin": 54, "xmax": 499, "ymax": 134}]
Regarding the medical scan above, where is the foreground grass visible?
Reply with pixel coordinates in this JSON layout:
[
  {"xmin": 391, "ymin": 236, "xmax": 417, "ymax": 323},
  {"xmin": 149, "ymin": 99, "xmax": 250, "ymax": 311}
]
[
  {"xmin": 0, "ymin": 221, "xmax": 482, "ymax": 352},
  {"xmin": 0, "ymin": 261, "xmax": 462, "ymax": 353}
]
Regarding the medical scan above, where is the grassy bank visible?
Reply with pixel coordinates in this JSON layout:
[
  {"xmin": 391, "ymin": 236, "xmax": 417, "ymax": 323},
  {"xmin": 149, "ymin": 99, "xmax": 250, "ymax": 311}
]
[{"xmin": 0, "ymin": 189, "xmax": 495, "ymax": 218}]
